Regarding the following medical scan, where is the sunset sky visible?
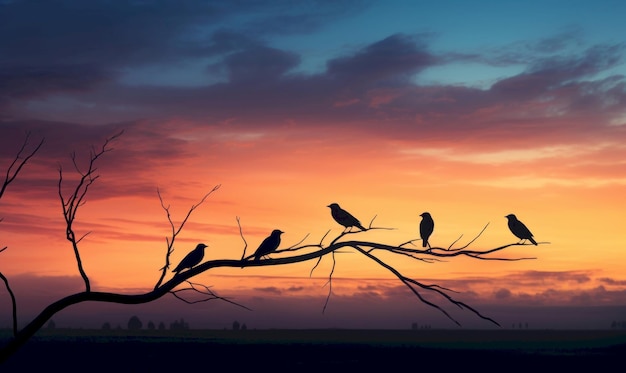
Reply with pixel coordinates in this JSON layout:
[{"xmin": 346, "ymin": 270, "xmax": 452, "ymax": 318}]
[{"xmin": 1, "ymin": 0, "xmax": 625, "ymax": 330}]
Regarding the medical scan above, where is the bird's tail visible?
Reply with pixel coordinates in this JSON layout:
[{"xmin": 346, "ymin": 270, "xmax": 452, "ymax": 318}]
[
  {"xmin": 529, "ymin": 237, "xmax": 538, "ymax": 245},
  {"xmin": 357, "ymin": 224, "xmax": 366, "ymax": 231},
  {"xmin": 422, "ymin": 240, "xmax": 427, "ymax": 248}
]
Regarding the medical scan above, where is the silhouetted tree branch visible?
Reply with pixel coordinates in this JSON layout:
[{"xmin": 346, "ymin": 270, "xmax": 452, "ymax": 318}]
[
  {"xmin": 0, "ymin": 131, "xmax": 44, "ymax": 201},
  {"xmin": 0, "ymin": 132, "xmax": 44, "ymax": 337},
  {"xmin": 154, "ymin": 184, "xmax": 221, "ymax": 290},
  {"xmin": 0, "ymin": 273, "xmax": 17, "ymax": 337},
  {"xmin": 170, "ymin": 281, "xmax": 251, "ymax": 310},
  {"xmin": 57, "ymin": 130, "xmax": 123, "ymax": 292},
  {"xmin": 0, "ymin": 132, "xmax": 549, "ymax": 364}
]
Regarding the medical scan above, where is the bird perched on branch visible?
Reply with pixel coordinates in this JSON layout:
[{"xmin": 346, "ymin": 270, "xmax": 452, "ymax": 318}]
[
  {"xmin": 327, "ymin": 203, "xmax": 366, "ymax": 232},
  {"xmin": 172, "ymin": 243, "xmax": 208, "ymax": 274},
  {"xmin": 253, "ymin": 229, "xmax": 283, "ymax": 261},
  {"xmin": 419, "ymin": 212, "xmax": 434, "ymax": 249},
  {"xmin": 505, "ymin": 214, "xmax": 538, "ymax": 245}
]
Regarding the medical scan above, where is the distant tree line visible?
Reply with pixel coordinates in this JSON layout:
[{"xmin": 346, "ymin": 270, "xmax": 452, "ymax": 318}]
[
  {"xmin": 411, "ymin": 322, "xmax": 432, "ymax": 330},
  {"xmin": 98, "ymin": 316, "xmax": 190, "ymax": 331},
  {"xmin": 610, "ymin": 321, "xmax": 626, "ymax": 329}
]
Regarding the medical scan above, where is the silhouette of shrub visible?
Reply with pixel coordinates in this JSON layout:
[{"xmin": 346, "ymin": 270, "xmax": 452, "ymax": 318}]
[
  {"xmin": 127, "ymin": 315, "xmax": 142, "ymax": 330},
  {"xmin": 170, "ymin": 318, "xmax": 189, "ymax": 330}
]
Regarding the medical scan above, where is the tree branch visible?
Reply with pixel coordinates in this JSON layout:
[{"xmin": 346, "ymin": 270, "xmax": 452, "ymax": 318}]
[
  {"xmin": 0, "ymin": 132, "xmax": 44, "ymax": 200},
  {"xmin": 0, "ymin": 272, "xmax": 17, "ymax": 336},
  {"xmin": 57, "ymin": 131, "xmax": 123, "ymax": 292},
  {"xmin": 154, "ymin": 184, "xmax": 221, "ymax": 289},
  {"xmin": 170, "ymin": 281, "xmax": 252, "ymax": 310},
  {"xmin": 0, "ymin": 132, "xmax": 43, "ymax": 340}
]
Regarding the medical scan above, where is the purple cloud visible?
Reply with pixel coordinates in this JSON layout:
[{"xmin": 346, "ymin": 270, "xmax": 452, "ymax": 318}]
[{"xmin": 326, "ymin": 33, "xmax": 438, "ymax": 85}]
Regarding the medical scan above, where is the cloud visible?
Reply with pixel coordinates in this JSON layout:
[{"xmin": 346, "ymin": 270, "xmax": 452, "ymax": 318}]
[
  {"xmin": 598, "ymin": 277, "xmax": 626, "ymax": 286},
  {"xmin": 494, "ymin": 288, "xmax": 512, "ymax": 299},
  {"xmin": 0, "ymin": 64, "xmax": 113, "ymax": 104},
  {"xmin": 252, "ymin": 286, "xmax": 282, "ymax": 295},
  {"xmin": 326, "ymin": 33, "xmax": 437, "ymax": 85},
  {"xmin": 221, "ymin": 46, "xmax": 301, "ymax": 83},
  {"xmin": 3, "ymin": 8, "xmax": 625, "ymax": 153},
  {"xmin": 490, "ymin": 44, "xmax": 625, "ymax": 101}
]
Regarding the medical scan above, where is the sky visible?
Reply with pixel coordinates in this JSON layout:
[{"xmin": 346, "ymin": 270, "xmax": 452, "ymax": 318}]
[{"xmin": 1, "ymin": 0, "xmax": 626, "ymax": 331}]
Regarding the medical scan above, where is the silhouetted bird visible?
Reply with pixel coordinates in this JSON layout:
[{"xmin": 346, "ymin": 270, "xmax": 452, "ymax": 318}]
[
  {"xmin": 505, "ymin": 214, "xmax": 538, "ymax": 245},
  {"xmin": 419, "ymin": 212, "xmax": 434, "ymax": 248},
  {"xmin": 172, "ymin": 243, "xmax": 208, "ymax": 274},
  {"xmin": 327, "ymin": 203, "xmax": 366, "ymax": 232},
  {"xmin": 253, "ymin": 229, "xmax": 284, "ymax": 261}
]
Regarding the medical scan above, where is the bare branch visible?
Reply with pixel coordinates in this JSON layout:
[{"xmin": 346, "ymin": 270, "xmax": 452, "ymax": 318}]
[
  {"xmin": 154, "ymin": 184, "xmax": 221, "ymax": 289},
  {"xmin": 0, "ymin": 272, "xmax": 18, "ymax": 336},
  {"xmin": 0, "ymin": 133, "xmax": 43, "ymax": 340},
  {"xmin": 0, "ymin": 132, "xmax": 44, "ymax": 200},
  {"xmin": 321, "ymin": 251, "xmax": 337, "ymax": 314},
  {"xmin": 170, "ymin": 281, "xmax": 252, "ymax": 310},
  {"xmin": 447, "ymin": 223, "xmax": 490, "ymax": 251},
  {"xmin": 237, "ymin": 216, "xmax": 248, "ymax": 261},
  {"xmin": 57, "ymin": 132, "xmax": 122, "ymax": 292},
  {"xmin": 353, "ymin": 245, "xmax": 500, "ymax": 327}
]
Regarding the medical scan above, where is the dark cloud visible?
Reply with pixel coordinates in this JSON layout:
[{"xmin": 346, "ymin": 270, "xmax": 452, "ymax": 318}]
[
  {"xmin": 0, "ymin": 0, "xmax": 223, "ymax": 67},
  {"xmin": 494, "ymin": 288, "xmax": 512, "ymax": 299},
  {"xmin": 0, "ymin": 64, "xmax": 113, "ymax": 103},
  {"xmin": 1, "ymin": 1, "xmax": 624, "ymax": 149},
  {"xmin": 253, "ymin": 286, "xmax": 282, "ymax": 295},
  {"xmin": 598, "ymin": 277, "xmax": 626, "ymax": 286},
  {"xmin": 0, "ymin": 119, "xmax": 191, "ymax": 173},
  {"xmin": 491, "ymin": 44, "xmax": 625, "ymax": 100},
  {"xmin": 326, "ymin": 33, "xmax": 437, "ymax": 86},
  {"xmin": 222, "ymin": 46, "xmax": 300, "ymax": 83},
  {"xmin": 0, "ymin": 0, "xmax": 366, "ymax": 109}
]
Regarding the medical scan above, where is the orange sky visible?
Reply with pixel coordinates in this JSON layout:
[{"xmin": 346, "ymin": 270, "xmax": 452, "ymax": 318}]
[{"xmin": 1, "ymin": 122, "xmax": 625, "ymax": 330}]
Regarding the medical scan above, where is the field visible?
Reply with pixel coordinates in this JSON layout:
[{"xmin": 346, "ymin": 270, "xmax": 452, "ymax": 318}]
[{"xmin": 2, "ymin": 328, "xmax": 625, "ymax": 371}]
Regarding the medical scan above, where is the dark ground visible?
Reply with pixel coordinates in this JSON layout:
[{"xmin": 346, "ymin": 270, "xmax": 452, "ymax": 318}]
[{"xmin": 1, "ymin": 329, "xmax": 625, "ymax": 371}]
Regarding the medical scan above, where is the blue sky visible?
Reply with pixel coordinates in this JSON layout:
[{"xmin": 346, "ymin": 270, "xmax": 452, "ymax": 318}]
[{"xmin": 122, "ymin": 1, "xmax": 626, "ymax": 88}]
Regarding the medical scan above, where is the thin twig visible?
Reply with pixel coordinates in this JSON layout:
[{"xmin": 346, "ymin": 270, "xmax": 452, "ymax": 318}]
[{"xmin": 154, "ymin": 184, "xmax": 221, "ymax": 289}]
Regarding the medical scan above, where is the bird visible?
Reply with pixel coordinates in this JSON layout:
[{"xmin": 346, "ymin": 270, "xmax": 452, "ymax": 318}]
[
  {"xmin": 172, "ymin": 243, "xmax": 208, "ymax": 274},
  {"xmin": 505, "ymin": 214, "xmax": 538, "ymax": 245},
  {"xmin": 419, "ymin": 212, "xmax": 434, "ymax": 249},
  {"xmin": 253, "ymin": 229, "xmax": 284, "ymax": 261},
  {"xmin": 327, "ymin": 203, "xmax": 366, "ymax": 232}
]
